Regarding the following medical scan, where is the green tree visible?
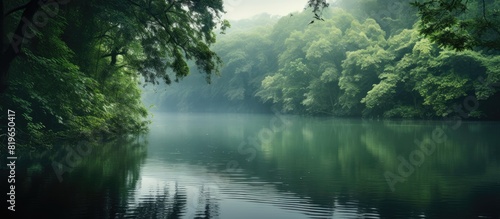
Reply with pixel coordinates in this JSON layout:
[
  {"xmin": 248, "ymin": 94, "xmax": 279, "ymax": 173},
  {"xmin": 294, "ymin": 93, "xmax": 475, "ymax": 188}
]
[
  {"xmin": 360, "ymin": 28, "xmax": 428, "ymax": 118},
  {"xmin": 412, "ymin": 0, "xmax": 500, "ymax": 51},
  {"xmin": 337, "ymin": 19, "xmax": 391, "ymax": 115},
  {"xmin": 0, "ymin": 0, "xmax": 229, "ymax": 147},
  {"xmin": 1, "ymin": 0, "xmax": 228, "ymax": 92},
  {"xmin": 257, "ymin": 58, "xmax": 311, "ymax": 113}
]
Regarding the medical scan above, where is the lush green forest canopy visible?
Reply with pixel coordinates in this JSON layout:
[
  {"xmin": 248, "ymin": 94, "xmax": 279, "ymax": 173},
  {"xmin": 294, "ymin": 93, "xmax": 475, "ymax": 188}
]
[
  {"xmin": 1, "ymin": 0, "xmax": 499, "ymax": 148},
  {"xmin": 146, "ymin": 0, "xmax": 500, "ymax": 119},
  {"xmin": 0, "ymin": 0, "xmax": 227, "ymax": 147},
  {"xmin": 412, "ymin": 0, "xmax": 500, "ymax": 51}
]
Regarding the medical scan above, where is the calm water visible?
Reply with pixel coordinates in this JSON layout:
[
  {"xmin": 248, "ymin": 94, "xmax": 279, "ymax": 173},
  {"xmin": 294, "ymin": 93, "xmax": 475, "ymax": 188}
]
[{"xmin": 4, "ymin": 113, "xmax": 500, "ymax": 218}]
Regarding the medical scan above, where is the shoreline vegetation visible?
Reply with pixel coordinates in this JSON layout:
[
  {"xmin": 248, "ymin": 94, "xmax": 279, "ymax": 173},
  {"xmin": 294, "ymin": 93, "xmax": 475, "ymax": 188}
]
[{"xmin": 143, "ymin": 3, "xmax": 500, "ymax": 121}]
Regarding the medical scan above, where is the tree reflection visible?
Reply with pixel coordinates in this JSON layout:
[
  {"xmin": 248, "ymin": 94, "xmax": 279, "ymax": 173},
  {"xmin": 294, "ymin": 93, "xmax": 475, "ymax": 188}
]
[
  {"xmin": 131, "ymin": 183, "xmax": 187, "ymax": 219},
  {"xmin": 124, "ymin": 183, "xmax": 220, "ymax": 219},
  {"xmin": 143, "ymin": 115, "xmax": 500, "ymax": 218},
  {"xmin": 249, "ymin": 118, "xmax": 500, "ymax": 218},
  {"xmin": 194, "ymin": 185, "xmax": 220, "ymax": 219},
  {"xmin": 11, "ymin": 116, "xmax": 499, "ymax": 218},
  {"xmin": 10, "ymin": 135, "xmax": 147, "ymax": 218}
]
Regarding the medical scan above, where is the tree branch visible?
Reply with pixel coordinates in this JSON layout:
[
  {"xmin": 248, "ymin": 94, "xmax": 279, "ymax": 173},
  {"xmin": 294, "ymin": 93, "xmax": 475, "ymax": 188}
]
[
  {"xmin": 101, "ymin": 51, "xmax": 127, "ymax": 58},
  {"xmin": 3, "ymin": 3, "xmax": 30, "ymax": 18},
  {"xmin": 0, "ymin": 0, "xmax": 41, "ymax": 93},
  {"xmin": 482, "ymin": 0, "xmax": 486, "ymax": 20},
  {"xmin": 126, "ymin": 0, "xmax": 142, "ymax": 8}
]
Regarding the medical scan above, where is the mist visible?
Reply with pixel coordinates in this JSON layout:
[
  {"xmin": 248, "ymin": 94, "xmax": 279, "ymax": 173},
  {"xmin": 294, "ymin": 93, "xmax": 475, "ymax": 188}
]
[{"xmin": 3, "ymin": 0, "xmax": 500, "ymax": 218}]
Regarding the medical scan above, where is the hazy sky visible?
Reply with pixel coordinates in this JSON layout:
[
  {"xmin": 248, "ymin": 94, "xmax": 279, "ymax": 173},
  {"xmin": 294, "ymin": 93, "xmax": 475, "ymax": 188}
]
[{"xmin": 222, "ymin": 0, "xmax": 308, "ymax": 20}]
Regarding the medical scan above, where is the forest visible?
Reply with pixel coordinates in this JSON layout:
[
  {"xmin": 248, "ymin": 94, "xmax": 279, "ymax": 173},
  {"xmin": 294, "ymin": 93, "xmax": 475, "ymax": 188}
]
[
  {"xmin": 1, "ymin": 0, "xmax": 500, "ymax": 148},
  {"xmin": 1, "ymin": 0, "xmax": 227, "ymax": 147},
  {"xmin": 2, "ymin": 1, "xmax": 500, "ymax": 218},
  {"xmin": 146, "ymin": 0, "xmax": 500, "ymax": 119}
]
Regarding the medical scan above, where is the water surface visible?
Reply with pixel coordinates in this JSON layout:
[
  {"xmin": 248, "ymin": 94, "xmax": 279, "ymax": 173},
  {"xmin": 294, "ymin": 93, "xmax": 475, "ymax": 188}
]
[{"xmin": 6, "ymin": 113, "xmax": 500, "ymax": 218}]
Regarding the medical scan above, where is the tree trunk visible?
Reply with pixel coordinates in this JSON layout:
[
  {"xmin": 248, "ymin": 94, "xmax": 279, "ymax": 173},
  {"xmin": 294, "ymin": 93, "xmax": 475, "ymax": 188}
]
[{"xmin": 0, "ymin": 0, "xmax": 41, "ymax": 93}]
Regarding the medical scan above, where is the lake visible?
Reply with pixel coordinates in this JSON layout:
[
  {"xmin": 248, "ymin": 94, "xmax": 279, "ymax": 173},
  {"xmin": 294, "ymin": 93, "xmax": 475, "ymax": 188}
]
[{"xmin": 5, "ymin": 112, "xmax": 500, "ymax": 218}]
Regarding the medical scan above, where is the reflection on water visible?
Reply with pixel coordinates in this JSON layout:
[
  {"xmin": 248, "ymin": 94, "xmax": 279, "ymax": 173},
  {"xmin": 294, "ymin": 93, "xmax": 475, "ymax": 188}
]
[
  {"xmin": 3, "ymin": 113, "xmax": 500, "ymax": 218},
  {"xmin": 1, "ymin": 136, "xmax": 148, "ymax": 218}
]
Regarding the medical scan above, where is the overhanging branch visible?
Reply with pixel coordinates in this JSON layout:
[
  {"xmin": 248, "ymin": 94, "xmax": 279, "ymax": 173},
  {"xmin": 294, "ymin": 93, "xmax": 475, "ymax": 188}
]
[
  {"xmin": 0, "ymin": 0, "xmax": 41, "ymax": 93},
  {"xmin": 3, "ymin": 3, "xmax": 30, "ymax": 18}
]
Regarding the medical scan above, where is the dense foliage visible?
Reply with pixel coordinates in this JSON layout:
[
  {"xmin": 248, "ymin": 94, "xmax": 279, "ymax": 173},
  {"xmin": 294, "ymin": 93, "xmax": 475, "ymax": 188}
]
[
  {"xmin": 412, "ymin": 0, "xmax": 500, "ymax": 51},
  {"xmin": 0, "ymin": 0, "xmax": 226, "ymax": 147},
  {"xmin": 148, "ymin": 1, "xmax": 500, "ymax": 119}
]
